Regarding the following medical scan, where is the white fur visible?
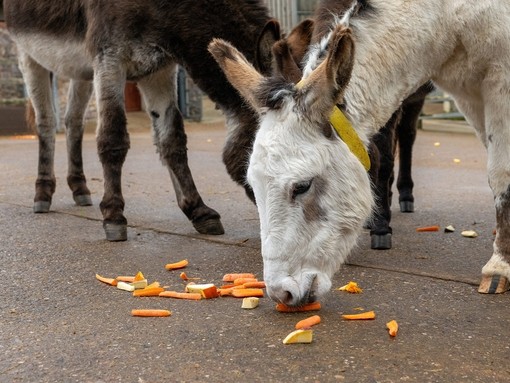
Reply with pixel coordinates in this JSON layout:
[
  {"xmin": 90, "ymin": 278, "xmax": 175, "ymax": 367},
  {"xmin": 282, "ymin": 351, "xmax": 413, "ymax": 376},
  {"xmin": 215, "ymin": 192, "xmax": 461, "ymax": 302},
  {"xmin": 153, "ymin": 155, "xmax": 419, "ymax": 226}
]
[{"xmin": 247, "ymin": 101, "xmax": 372, "ymax": 304}]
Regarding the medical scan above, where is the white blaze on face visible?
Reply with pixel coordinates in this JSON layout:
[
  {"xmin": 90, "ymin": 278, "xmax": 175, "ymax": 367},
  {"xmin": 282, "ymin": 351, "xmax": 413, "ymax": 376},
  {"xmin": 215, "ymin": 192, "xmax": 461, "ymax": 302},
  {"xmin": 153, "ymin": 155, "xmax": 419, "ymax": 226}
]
[{"xmin": 247, "ymin": 107, "xmax": 373, "ymax": 306}]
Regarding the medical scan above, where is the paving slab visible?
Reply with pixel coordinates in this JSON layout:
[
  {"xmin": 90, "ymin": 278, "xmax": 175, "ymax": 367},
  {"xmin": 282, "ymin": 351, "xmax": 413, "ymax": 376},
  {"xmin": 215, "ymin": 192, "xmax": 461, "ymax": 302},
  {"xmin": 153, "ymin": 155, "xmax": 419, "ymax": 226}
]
[{"xmin": 0, "ymin": 112, "xmax": 509, "ymax": 383}]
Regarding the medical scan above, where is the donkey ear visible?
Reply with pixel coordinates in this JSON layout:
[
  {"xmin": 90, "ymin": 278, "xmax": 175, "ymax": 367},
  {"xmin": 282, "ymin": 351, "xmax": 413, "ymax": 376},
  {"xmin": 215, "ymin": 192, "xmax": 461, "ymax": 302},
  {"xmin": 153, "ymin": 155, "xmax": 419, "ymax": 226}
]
[
  {"xmin": 256, "ymin": 19, "xmax": 281, "ymax": 75},
  {"xmin": 286, "ymin": 18, "xmax": 315, "ymax": 67},
  {"xmin": 272, "ymin": 18, "xmax": 314, "ymax": 83},
  {"xmin": 209, "ymin": 38, "xmax": 264, "ymax": 110},
  {"xmin": 297, "ymin": 25, "xmax": 355, "ymax": 118}
]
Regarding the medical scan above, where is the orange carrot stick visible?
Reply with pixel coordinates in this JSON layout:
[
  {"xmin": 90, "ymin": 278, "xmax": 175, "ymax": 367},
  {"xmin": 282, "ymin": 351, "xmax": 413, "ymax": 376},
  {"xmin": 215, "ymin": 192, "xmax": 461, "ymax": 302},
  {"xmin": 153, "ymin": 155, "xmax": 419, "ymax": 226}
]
[
  {"xmin": 276, "ymin": 302, "xmax": 322, "ymax": 313},
  {"xmin": 242, "ymin": 281, "xmax": 266, "ymax": 289},
  {"xmin": 131, "ymin": 309, "xmax": 171, "ymax": 317},
  {"xmin": 95, "ymin": 273, "xmax": 118, "ymax": 286},
  {"xmin": 233, "ymin": 277, "xmax": 258, "ymax": 286},
  {"xmin": 165, "ymin": 259, "xmax": 189, "ymax": 270},
  {"xmin": 295, "ymin": 315, "xmax": 321, "ymax": 329},
  {"xmin": 415, "ymin": 225, "xmax": 440, "ymax": 232},
  {"xmin": 133, "ymin": 287, "xmax": 165, "ymax": 297},
  {"xmin": 222, "ymin": 273, "xmax": 256, "ymax": 282},
  {"xmin": 220, "ymin": 284, "xmax": 236, "ymax": 289},
  {"xmin": 218, "ymin": 288, "xmax": 235, "ymax": 296},
  {"xmin": 386, "ymin": 320, "xmax": 399, "ymax": 336},
  {"xmin": 231, "ymin": 288, "xmax": 264, "ymax": 298},
  {"xmin": 342, "ymin": 310, "xmax": 376, "ymax": 320},
  {"xmin": 159, "ymin": 291, "xmax": 202, "ymax": 300},
  {"xmin": 117, "ymin": 275, "xmax": 135, "ymax": 283}
]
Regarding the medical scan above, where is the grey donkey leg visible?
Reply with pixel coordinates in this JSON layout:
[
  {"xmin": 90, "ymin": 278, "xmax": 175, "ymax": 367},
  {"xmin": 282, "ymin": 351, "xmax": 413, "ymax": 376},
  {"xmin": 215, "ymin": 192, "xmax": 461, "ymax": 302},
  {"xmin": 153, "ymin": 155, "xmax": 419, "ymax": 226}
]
[
  {"xmin": 18, "ymin": 52, "xmax": 57, "ymax": 213},
  {"xmin": 94, "ymin": 61, "xmax": 130, "ymax": 241},
  {"xmin": 65, "ymin": 80, "xmax": 94, "ymax": 206},
  {"xmin": 137, "ymin": 66, "xmax": 224, "ymax": 235}
]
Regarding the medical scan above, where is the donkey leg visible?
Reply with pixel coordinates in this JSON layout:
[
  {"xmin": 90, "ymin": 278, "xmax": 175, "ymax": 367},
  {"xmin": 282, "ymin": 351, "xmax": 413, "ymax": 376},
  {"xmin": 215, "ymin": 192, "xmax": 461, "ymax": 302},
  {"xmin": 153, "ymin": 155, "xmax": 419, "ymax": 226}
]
[
  {"xmin": 396, "ymin": 90, "xmax": 427, "ymax": 212},
  {"xmin": 94, "ymin": 61, "xmax": 130, "ymax": 241},
  {"xmin": 137, "ymin": 66, "xmax": 224, "ymax": 235},
  {"xmin": 477, "ymin": 87, "xmax": 510, "ymax": 293},
  {"xmin": 17, "ymin": 52, "xmax": 57, "ymax": 213},
  {"xmin": 369, "ymin": 111, "xmax": 399, "ymax": 250},
  {"xmin": 65, "ymin": 80, "xmax": 94, "ymax": 206}
]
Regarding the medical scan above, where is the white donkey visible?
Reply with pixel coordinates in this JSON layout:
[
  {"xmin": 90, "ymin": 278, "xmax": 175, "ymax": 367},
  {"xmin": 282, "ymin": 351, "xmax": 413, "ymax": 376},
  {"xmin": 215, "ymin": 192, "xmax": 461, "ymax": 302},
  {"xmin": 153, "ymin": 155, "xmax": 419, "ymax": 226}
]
[{"xmin": 209, "ymin": 0, "xmax": 510, "ymax": 305}]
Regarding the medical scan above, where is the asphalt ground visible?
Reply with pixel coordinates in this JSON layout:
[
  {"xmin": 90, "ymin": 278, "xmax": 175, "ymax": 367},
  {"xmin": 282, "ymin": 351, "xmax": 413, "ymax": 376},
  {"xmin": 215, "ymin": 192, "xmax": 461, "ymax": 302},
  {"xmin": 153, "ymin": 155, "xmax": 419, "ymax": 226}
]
[{"xmin": 1, "ymin": 108, "xmax": 509, "ymax": 383}]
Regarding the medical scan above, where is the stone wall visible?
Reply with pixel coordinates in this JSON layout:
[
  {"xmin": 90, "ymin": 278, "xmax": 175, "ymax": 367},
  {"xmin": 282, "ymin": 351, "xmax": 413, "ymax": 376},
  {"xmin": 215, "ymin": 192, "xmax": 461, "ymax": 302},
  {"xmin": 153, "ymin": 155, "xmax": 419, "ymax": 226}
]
[{"xmin": 0, "ymin": 22, "xmax": 25, "ymax": 105}]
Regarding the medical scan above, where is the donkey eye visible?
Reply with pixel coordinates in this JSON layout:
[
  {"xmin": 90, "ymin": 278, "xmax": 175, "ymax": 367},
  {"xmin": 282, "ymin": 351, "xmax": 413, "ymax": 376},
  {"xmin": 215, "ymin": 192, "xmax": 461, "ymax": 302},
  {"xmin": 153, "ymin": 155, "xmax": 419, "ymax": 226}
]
[{"xmin": 292, "ymin": 179, "xmax": 313, "ymax": 199}]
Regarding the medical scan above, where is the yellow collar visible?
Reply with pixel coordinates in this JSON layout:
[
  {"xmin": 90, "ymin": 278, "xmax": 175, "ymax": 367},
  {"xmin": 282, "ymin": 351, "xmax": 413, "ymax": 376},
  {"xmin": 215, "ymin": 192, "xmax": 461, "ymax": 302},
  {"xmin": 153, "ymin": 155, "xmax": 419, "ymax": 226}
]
[{"xmin": 329, "ymin": 105, "xmax": 371, "ymax": 171}]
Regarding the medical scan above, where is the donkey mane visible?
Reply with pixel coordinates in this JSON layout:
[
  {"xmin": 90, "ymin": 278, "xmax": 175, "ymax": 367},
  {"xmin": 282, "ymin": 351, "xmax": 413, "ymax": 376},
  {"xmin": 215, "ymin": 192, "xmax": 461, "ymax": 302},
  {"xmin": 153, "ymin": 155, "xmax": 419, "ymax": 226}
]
[{"xmin": 256, "ymin": 77, "xmax": 296, "ymax": 110}]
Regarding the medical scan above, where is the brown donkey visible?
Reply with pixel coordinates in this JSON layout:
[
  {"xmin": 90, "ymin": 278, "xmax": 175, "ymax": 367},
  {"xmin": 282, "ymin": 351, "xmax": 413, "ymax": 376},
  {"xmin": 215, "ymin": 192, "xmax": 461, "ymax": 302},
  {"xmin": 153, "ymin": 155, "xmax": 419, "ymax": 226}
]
[{"xmin": 4, "ymin": 0, "xmax": 279, "ymax": 241}]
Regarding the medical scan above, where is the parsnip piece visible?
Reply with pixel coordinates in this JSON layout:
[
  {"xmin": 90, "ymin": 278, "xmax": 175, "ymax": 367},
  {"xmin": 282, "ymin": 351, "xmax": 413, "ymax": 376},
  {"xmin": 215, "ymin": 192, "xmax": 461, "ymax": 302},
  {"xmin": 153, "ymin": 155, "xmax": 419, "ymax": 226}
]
[
  {"xmin": 282, "ymin": 329, "xmax": 313, "ymax": 344},
  {"xmin": 131, "ymin": 279, "xmax": 148, "ymax": 289},
  {"xmin": 117, "ymin": 281, "xmax": 135, "ymax": 292},
  {"xmin": 241, "ymin": 297, "xmax": 259, "ymax": 309}
]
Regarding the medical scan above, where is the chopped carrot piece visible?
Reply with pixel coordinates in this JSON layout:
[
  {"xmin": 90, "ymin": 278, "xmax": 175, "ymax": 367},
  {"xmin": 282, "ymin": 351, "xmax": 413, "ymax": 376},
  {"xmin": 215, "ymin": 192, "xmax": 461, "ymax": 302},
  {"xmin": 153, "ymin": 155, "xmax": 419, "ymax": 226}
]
[
  {"xmin": 133, "ymin": 271, "xmax": 145, "ymax": 281},
  {"xmin": 242, "ymin": 281, "xmax": 266, "ymax": 289},
  {"xmin": 218, "ymin": 288, "xmax": 234, "ymax": 296},
  {"xmin": 117, "ymin": 275, "xmax": 135, "ymax": 283},
  {"xmin": 180, "ymin": 272, "xmax": 189, "ymax": 280},
  {"xmin": 337, "ymin": 281, "xmax": 363, "ymax": 293},
  {"xmin": 233, "ymin": 277, "xmax": 258, "ymax": 286},
  {"xmin": 131, "ymin": 309, "xmax": 171, "ymax": 317},
  {"xmin": 276, "ymin": 302, "xmax": 321, "ymax": 313},
  {"xmin": 222, "ymin": 273, "xmax": 256, "ymax": 282},
  {"xmin": 133, "ymin": 287, "xmax": 165, "ymax": 297},
  {"xmin": 159, "ymin": 291, "xmax": 202, "ymax": 300},
  {"xmin": 145, "ymin": 281, "xmax": 161, "ymax": 289},
  {"xmin": 386, "ymin": 320, "xmax": 399, "ymax": 337},
  {"xmin": 220, "ymin": 284, "xmax": 236, "ymax": 289},
  {"xmin": 415, "ymin": 225, "xmax": 440, "ymax": 232},
  {"xmin": 179, "ymin": 272, "xmax": 199, "ymax": 281},
  {"xmin": 95, "ymin": 273, "xmax": 118, "ymax": 286},
  {"xmin": 231, "ymin": 288, "xmax": 264, "ymax": 298},
  {"xmin": 342, "ymin": 310, "xmax": 376, "ymax": 320},
  {"xmin": 165, "ymin": 259, "xmax": 189, "ymax": 270},
  {"xmin": 295, "ymin": 315, "xmax": 321, "ymax": 330}
]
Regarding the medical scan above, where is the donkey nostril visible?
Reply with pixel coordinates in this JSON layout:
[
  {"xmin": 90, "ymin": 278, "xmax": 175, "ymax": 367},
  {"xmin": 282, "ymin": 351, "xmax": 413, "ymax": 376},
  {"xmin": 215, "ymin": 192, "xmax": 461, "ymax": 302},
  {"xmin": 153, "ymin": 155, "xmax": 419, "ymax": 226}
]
[{"xmin": 282, "ymin": 290, "xmax": 295, "ymax": 306}]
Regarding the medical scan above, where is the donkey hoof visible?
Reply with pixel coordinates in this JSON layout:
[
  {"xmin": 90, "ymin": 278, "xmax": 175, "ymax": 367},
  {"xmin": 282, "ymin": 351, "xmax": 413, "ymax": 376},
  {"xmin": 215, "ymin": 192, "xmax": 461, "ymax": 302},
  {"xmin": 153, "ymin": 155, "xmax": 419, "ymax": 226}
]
[
  {"xmin": 74, "ymin": 194, "xmax": 93, "ymax": 206},
  {"xmin": 193, "ymin": 218, "xmax": 225, "ymax": 235},
  {"xmin": 371, "ymin": 233, "xmax": 392, "ymax": 250},
  {"xmin": 104, "ymin": 223, "xmax": 128, "ymax": 242},
  {"xmin": 478, "ymin": 274, "xmax": 509, "ymax": 294},
  {"xmin": 399, "ymin": 200, "xmax": 414, "ymax": 213},
  {"xmin": 33, "ymin": 201, "xmax": 51, "ymax": 213}
]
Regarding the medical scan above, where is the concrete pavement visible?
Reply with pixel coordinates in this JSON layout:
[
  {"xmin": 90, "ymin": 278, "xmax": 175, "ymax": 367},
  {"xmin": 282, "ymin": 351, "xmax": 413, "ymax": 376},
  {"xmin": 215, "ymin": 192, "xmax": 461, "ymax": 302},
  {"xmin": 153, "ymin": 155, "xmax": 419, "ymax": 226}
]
[{"xmin": 0, "ymin": 107, "xmax": 509, "ymax": 383}]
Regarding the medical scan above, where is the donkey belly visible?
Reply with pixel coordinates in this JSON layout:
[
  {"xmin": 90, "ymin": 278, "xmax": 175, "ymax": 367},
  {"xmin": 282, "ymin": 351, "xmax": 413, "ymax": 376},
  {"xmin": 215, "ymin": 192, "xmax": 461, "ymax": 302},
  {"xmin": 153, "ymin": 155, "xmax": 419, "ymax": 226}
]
[{"xmin": 14, "ymin": 33, "xmax": 94, "ymax": 81}]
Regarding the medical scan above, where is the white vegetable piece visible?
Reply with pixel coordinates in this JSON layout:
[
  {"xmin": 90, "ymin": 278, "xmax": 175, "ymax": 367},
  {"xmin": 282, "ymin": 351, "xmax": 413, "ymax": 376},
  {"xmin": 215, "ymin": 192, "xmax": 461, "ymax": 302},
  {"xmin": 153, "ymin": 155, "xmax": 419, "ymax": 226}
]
[
  {"xmin": 282, "ymin": 329, "xmax": 313, "ymax": 344},
  {"xmin": 241, "ymin": 297, "xmax": 259, "ymax": 309},
  {"xmin": 461, "ymin": 230, "xmax": 478, "ymax": 238},
  {"xmin": 117, "ymin": 281, "xmax": 135, "ymax": 292}
]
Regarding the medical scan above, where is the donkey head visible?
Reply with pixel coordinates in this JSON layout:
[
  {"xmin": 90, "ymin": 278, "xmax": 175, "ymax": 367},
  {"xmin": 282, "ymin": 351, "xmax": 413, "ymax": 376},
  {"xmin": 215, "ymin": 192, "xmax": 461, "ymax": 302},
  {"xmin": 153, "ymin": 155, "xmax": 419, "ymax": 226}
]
[{"xmin": 209, "ymin": 25, "xmax": 373, "ymax": 306}]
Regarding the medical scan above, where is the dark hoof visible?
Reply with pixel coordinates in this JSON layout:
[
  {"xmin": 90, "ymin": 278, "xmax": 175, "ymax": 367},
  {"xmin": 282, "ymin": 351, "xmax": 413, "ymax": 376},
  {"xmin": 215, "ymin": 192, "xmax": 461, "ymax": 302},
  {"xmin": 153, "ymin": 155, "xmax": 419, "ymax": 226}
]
[
  {"xmin": 478, "ymin": 275, "xmax": 509, "ymax": 294},
  {"xmin": 193, "ymin": 218, "xmax": 225, "ymax": 235},
  {"xmin": 371, "ymin": 233, "xmax": 392, "ymax": 250},
  {"xmin": 74, "ymin": 194, "xmax": 93, "ymax": 206},
  {"xmin": 33, "ymin": 201, "xmax": 51, "ymax": 213},
  {"xmin": 104, "ymin": 223, "xmax": 128, "ymax": 242},
  {"xmin": 399, "ymin": 200, "xmax": 414, "ymax": 213}
]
